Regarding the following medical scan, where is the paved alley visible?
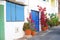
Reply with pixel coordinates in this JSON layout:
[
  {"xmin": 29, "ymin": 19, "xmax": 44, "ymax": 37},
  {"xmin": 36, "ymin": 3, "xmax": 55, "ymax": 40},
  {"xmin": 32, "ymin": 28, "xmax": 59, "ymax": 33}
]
[{"xmin": 27, "ymin": 26, "xmax": 60, "ymax": 40}]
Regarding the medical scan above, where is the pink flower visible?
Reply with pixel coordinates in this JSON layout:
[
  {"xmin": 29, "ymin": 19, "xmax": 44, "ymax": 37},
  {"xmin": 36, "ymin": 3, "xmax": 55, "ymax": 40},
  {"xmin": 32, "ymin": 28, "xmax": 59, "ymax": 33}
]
[
  {"xmin": 31, "ymin": 20, "xmax": 34, "ymax": 23},
  {"xmin": 29, "ymin": 13, "xmax": 32, "ymax": 19}
]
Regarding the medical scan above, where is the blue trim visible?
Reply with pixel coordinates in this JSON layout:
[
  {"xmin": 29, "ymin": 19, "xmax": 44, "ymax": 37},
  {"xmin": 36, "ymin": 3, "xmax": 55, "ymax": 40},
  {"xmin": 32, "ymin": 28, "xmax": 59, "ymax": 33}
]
[
  {"xmin": 11, "ymin": 3, "xmax": 15, "ymax": 21},
  {"xmin": 16, "ymin": 5, "xmax": 24, "ymax": 21},
  {"xmin": 6, "ymin": 2, "xmax": 11, "ymax": 21},
  {"xmin": 6, "ymin": 2, "xmax": 24, "ymax": 22}
]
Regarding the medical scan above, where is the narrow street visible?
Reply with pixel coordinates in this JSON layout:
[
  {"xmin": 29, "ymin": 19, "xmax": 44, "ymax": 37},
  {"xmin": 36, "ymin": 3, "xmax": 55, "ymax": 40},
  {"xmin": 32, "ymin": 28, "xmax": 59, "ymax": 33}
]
[{"xmin": 28, "ymin": 26, "xmax": 60, "ymax": 40}]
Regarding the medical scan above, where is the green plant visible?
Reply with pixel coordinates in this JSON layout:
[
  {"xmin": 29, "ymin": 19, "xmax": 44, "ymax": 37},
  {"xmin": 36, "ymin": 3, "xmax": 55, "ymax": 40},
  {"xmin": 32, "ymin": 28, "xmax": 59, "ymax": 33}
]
[
  {"xmin": 51, "ymin": 17, "xmax": 58, "ymax": 26},
  {"xmin": 47, "ymin": 13, "xmax": 59, "ymax": 26},
  {"xmin": 30, "ymin": 23, "xmax": 36, "ymax": 31},
  {"xmin": 47, "ymin": 19, "xmax": 53, "ymax": 27},
  {"xmin": 23, "ymin": 22, "xmax": 30, "ymax": 31}
]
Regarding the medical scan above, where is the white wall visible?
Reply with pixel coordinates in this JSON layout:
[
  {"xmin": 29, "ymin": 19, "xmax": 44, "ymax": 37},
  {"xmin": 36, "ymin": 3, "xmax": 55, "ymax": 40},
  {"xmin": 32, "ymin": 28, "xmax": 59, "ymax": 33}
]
[
  {"xmin": 1, "ymin": 1, "xmax": 27, "ymax": 40},
  {"xmin": 4, "ymin": 1, "xmax": 29, "ymax": 40},
  {"xmin": 16, "ymin": 0, "xmax": 25, "ymax": 3},
  {"xmin": 28, "ymin": 0, "xmax": 51, "ymax": 13},
  {"xmin": 28, "ymin": 0, "xmax": 58, "ymax": 14},
  {"xmin": 4, "ymin": 4, "xmax": 28, "ymax": 40},
  {"xmin": 0, "ymin": 1, "xmax": 29, "ymax": 40}
]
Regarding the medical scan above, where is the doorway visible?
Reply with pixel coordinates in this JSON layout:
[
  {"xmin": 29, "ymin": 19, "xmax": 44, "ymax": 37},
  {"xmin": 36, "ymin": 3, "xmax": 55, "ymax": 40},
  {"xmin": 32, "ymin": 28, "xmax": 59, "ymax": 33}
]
[{"xmin": 31, "ymin": 10, "xmax": 39, "ymax": 32}]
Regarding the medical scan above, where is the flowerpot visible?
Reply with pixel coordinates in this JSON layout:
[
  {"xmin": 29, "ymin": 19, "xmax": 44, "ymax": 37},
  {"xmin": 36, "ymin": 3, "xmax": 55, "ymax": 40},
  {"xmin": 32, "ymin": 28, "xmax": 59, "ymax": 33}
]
[
  {"xmin": 46, "ymin": 24, "xmax": 48, "ymax": 30},
  {"xmin": 31, "ymin": 31, "xmax": 36, "ymax": 36},
  {"xmin": 41, "ymin": 27, "xmax": 47, "ymax": 31},
  {"xmin": 46, "ymin": 26, "xmax": 48, "ymax": 30},
  {"xmin": 25, "ymin": 29, "xmax": 31, "ymax": 35}
]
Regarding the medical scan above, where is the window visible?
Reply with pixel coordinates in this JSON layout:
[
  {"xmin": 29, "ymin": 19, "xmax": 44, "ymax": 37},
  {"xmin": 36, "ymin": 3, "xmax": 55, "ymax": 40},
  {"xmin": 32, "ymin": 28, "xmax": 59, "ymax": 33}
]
[
  {"xmin": 43, "ymin": 0, "xmax": 46, "ymax": 1},
  {"xmin": 6, "ymin": 2, "xmax": 11, "ymax": 21},
  {"xmin": 6, "ymin": 2, "xmax": 24, "ymax": 22},
  {"xmin": 16, "ymin": 4, "xmax": 24, "ymax": 21}
]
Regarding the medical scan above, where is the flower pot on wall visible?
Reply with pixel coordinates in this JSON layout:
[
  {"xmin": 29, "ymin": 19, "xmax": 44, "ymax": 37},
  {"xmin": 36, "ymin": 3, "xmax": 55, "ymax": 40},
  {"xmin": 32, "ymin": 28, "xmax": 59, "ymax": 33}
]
[{"xmin": 25, "ymin": 29, "xmax": 31, "ymax": 35}]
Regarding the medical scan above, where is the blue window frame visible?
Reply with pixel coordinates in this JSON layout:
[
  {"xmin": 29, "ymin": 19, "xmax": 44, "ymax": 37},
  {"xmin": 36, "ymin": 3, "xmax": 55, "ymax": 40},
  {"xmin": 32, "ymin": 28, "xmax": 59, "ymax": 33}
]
[
  {"xmin": 11, "ymin": 3, "xmax": 16, "ymax": 21},
  {"xmin": 6, "ymin": 2, "xmax": 24, "ymax": 22},
  {"xmin": 16, "ymin": 4, "xmax": 24, "ymax": 21},
  {"xmin": 6, "ymin": 2, "xmax": 11, "ymax": 21}
]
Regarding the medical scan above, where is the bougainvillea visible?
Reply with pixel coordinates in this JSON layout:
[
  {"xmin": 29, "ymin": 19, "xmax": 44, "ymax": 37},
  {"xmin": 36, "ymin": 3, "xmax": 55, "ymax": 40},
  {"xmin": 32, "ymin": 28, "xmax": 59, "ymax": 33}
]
[{"xmin": 37, "ymin": 5, "xmax": 48, "ymax": 27}]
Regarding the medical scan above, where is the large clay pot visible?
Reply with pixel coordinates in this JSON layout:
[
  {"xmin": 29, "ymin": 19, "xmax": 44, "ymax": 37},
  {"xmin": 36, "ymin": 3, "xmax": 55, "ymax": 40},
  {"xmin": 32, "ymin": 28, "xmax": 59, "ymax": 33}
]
[
  {"xmin": 31, "ymin": 31, "xmax": 36, "ymax": 36},
  {"xmin": 42, "ymin": 27, "xmax": 47, "ymax": 31},
  {"xmin": 25, "ymin": 29, "xmax": 31, "ymax": 35}
]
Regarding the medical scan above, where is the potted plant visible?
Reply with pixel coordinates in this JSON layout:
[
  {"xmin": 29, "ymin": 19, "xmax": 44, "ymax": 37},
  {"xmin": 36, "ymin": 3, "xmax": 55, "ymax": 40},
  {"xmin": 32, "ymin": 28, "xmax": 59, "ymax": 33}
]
[
  {"xmin": 31, "ymin": 23, "xmax": 36, "ymax": 36},
  {"xmin": 47, "ymin": 19, "xmax": 53, "ymax": 27},
  {"xmin": 31, "ymin": 30, "xmax": 36, "ymax": 36},
  {"xmin": 41, "ymin": 25, "xmax": 47, "ymax": 31},
  {"xmin": 27, "ymin": 13, "xmax": 36, "ymax": 36},
  {"xmin": 47, "ymin": 13, "xmax": 59, "ymax": 27},
  {"xmin": 23, "ymin": 22, "xmax": 31, "ymax": 35}
]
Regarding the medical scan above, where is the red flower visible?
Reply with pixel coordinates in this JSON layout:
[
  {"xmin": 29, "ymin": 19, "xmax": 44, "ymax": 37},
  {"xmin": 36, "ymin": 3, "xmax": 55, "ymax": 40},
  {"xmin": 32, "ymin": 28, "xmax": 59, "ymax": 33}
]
[{"xmin": 38, "ymin": 6, "xmax": 48, "ymax": 27}]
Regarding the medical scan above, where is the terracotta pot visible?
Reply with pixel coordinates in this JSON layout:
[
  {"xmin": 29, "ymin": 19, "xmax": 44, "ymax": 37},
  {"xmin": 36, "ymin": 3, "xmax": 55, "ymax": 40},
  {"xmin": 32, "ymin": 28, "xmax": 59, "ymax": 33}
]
[
  {"xmin": 42, "ymin": 27, "xmax": 47, "ymax": 31},
  {"xmin": 25, "ymin": 29, "xmax": 31, "ymax": 35},
  {"xmin": 31, "ymin": 31, "xmax": 36, "ymax": 36},
  {"xmin": 46, "ymin": 26, "xmax": 48, "ymax": 30}
]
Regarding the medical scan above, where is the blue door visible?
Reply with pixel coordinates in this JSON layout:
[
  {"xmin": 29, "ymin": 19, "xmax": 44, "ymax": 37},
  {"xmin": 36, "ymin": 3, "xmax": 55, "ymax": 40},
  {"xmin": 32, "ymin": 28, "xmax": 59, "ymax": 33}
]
[{"xmin": 31, "ymin": 10, "xmax": 39, "ymax": 32}]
